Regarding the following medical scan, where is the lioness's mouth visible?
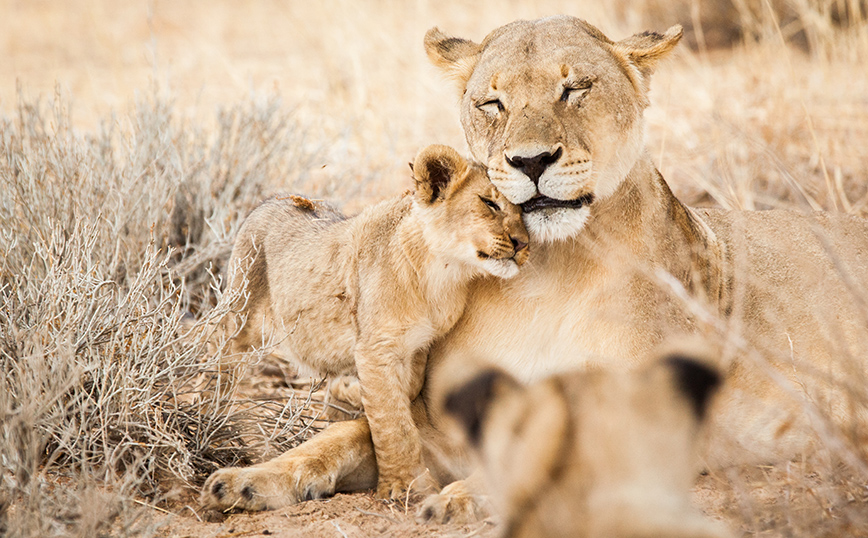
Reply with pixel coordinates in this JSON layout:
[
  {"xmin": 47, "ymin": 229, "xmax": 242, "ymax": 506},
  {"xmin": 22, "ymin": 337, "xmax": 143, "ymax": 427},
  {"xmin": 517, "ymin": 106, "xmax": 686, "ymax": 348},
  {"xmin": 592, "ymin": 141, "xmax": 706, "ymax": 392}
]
[{"xmin": 521, "ymin": 194, "xmax": 595, "ymax": 213}]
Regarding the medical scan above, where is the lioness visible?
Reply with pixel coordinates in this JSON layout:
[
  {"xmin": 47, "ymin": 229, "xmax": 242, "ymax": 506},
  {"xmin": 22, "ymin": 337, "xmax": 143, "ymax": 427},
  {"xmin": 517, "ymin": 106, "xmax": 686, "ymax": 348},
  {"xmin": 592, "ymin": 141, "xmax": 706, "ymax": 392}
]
[
  {"xmin": 422, "ymin": 15, "xmax": 868, "ymax": 463},
  {"xmin": 437, "ymin": 353, "xmax": 733, "ymax": 538},
  {"xmin": 202, "ymin": 144, "xmax": 528, "ymax": 506},
  {"xmin": 202, "ymin": 16, "xmax": 868, "ymax": 519}
]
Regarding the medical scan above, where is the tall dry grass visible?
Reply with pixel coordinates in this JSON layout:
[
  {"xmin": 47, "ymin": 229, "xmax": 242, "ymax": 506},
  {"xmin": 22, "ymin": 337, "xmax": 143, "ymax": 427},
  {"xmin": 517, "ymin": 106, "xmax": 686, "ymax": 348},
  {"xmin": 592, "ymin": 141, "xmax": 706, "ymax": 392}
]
[{"xmin": 1, "ymin": 0, "xmax": 867, "ymax": 536}]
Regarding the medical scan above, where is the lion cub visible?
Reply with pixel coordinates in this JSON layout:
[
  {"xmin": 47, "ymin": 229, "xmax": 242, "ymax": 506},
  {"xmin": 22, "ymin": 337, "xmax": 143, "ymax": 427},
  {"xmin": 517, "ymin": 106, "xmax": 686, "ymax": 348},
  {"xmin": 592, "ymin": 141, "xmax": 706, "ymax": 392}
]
[
  {"xmin": 221, "ymin": 144, "xmax": 528, "ymax": 501},
  {"xmin": 437, "ymin": 353, "xmax": 733, "ymax": 538}
]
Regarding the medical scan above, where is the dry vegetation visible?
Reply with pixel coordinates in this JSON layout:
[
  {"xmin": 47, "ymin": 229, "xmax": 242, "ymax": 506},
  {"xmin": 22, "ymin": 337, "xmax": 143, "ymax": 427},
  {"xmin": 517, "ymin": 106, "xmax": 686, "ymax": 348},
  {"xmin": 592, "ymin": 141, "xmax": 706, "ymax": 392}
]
[{"xmin": 1, "ymin": 0, "xmax": 867, "ymax": 537}]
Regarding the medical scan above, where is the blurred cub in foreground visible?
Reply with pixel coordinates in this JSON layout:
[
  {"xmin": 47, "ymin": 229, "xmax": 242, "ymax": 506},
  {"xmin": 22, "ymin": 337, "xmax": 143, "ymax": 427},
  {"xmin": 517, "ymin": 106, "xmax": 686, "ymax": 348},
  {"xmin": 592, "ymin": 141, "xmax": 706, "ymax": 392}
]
[
  {"xmin": 438, "ymin": 354, "xmax": 733, "ymax": 538},
  {"xmin": 203, "ymin": 144, "xmax": 528, "ymax": 504}
]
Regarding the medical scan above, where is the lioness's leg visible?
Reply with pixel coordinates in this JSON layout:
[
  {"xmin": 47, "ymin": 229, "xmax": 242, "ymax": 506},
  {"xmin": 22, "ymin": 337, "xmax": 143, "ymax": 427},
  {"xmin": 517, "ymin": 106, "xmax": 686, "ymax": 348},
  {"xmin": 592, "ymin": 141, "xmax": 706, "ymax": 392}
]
[{"xmin": 200, "ymin": 418, "xmax": 376, "ymax": 511}]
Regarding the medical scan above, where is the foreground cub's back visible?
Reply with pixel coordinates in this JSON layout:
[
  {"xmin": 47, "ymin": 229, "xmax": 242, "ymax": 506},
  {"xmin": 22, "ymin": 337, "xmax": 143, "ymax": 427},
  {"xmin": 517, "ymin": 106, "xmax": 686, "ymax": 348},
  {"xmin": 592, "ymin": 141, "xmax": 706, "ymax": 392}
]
[{"xmin": 441, "ymin": 354, "xmax": 733, "ymax": 538}]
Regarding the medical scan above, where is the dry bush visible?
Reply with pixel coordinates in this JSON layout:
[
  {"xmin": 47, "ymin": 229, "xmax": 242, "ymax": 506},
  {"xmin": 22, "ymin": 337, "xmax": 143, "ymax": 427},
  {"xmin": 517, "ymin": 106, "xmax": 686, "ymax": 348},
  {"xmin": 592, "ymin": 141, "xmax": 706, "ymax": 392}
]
[{"xmin": 0, "ymin": 90, "xmax": 333, "ymax": 537}]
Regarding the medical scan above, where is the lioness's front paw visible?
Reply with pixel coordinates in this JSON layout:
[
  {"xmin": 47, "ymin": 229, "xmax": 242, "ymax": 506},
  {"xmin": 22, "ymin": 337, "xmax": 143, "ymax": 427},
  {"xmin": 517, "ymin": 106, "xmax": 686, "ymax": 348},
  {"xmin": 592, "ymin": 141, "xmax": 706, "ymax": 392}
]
[
  {"xmin": 329, "ymin": 376, "xmax": 363, "ymax": 409},
  {"xmin": 200, "ymin": 458, "xmax": 338, "ymax": 512},
  {"xmin": 416, "ymin": 480, "xmax": 487, "ymax": 525}
]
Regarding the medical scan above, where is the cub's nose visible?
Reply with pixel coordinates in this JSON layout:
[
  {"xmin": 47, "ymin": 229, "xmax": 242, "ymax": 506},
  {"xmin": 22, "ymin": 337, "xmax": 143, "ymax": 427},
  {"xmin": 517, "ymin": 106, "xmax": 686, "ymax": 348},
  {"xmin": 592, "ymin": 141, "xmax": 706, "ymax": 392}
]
[
  {"xmin": 505, "ymin": 147, "xmax": 562, "ymax": 185},
  {"xmin": 510, "ymin": 236, "xmax": 528, "ymax": 253},
  {"xmin": 509, "ymin": 231, "xmax": 530, "ymax": 266}
]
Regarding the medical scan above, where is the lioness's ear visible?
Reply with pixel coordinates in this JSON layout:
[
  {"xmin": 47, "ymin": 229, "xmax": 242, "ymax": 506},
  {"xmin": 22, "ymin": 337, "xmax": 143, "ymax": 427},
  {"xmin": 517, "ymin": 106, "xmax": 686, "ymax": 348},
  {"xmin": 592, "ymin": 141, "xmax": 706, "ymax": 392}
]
[
  {"xmin": 444, "ymin": 368, "xmax": 517, "ymax": 446},
  {"xmin": 613, "ymin": 24, "xmax": 682, "ymax": 79},
  {"xmin": 413, "ymin": 144, "xmax": 468, "ymax": 204},
  {"xmin": 662, "ymin": 354, "xmax": 721, "ymax": 421},
  {"xmin": 424, "ymin": 27, "xmax": 483, "ymax": 93}
]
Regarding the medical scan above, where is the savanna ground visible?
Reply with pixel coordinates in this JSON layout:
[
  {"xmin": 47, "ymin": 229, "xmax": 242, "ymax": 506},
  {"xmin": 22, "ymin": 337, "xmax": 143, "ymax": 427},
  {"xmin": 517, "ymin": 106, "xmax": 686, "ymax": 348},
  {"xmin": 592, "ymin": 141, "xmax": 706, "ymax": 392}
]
[{"xmin": 2, "ymin": 1, "xmax": 868, "ymax": 536}]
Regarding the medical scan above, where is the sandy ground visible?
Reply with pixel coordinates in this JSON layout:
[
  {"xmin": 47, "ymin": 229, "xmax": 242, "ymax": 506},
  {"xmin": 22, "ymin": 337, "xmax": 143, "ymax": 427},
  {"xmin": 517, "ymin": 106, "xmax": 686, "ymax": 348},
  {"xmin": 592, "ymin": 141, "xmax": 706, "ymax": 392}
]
[
  {"xmin": 145, "ymin": 465, "xmax": 868, "ymax": 538},
  {"xmin": 160, "ymin": 492, "xmax": 498, "ymax": 538}
]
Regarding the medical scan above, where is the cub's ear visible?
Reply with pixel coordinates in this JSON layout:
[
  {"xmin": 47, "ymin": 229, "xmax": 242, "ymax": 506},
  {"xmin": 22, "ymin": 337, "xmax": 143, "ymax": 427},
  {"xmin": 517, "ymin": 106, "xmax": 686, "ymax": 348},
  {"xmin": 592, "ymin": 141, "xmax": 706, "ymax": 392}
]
[
  {"xmin": 443, "ymin": 368, "xmax": 517, "ymax": 446},
  {"xmin": 613, "ymin": 24, "xmax": 682, "ymax": 79},
  {"xmin": 662, "ymin": 354, "xmax": 721, "ymax": 421},
  {"xmin": 424, "ymin": 27, "xmax": 483, "ymax": 92},
  {"xmin": 413, "ymin": 144, "xmax": 468, "ymax": 204}
]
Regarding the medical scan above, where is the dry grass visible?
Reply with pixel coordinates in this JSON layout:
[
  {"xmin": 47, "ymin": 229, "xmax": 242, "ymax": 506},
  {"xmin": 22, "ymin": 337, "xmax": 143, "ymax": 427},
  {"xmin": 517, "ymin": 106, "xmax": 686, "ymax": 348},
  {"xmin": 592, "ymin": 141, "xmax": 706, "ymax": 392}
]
[{"xmin": 1, "ymin": 0, "xmax": 867, "ymax": 536}]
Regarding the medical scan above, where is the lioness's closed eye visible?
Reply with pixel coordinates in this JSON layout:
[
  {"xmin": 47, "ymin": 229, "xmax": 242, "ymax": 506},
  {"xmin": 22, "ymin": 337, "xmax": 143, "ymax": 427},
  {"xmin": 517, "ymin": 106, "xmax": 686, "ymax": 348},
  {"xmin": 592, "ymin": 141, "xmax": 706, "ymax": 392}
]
[
  {"xmin": 441, "ymin": 355, "xmax": 733, "ymax": 538},
  {"xmin": 202, "ymin": 144, "xmax": 528, "ymax": 508}
]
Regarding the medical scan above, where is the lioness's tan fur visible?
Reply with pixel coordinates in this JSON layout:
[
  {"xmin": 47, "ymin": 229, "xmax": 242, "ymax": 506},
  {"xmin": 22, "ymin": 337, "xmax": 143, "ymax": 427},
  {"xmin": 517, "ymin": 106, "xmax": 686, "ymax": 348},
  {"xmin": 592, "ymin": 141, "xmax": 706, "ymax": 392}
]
[
  {"xmin": 434, "ymin": 353, "xmax": 733, "ymax": 538},
  {"xmin": 202, "ymin": 145, "xmax": 528, "ymax": 505},
  {"xmin": 202, "ymin": 16, "xmax": 868, "ymax": 526}
]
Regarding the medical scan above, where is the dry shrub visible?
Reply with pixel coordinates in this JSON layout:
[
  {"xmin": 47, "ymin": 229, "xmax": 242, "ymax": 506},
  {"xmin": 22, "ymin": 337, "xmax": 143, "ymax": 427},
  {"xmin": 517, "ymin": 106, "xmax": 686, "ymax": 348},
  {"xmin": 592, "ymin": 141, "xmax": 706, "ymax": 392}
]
[{"xmin": 0, "ymin": 90, "xmax": 329, "ymax": 537}]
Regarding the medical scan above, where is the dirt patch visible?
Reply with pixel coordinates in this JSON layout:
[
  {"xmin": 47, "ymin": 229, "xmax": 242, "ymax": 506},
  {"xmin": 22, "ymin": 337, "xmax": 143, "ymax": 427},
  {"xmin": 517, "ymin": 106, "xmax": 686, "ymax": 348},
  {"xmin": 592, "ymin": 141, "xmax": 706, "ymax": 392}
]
[
  {"xmin": 158, "ymin": 492, "xmax": 497, "ymax": 538},
  {"xmin": 146, "ymin": 461, "xmax": 868, "ymax": 537}
]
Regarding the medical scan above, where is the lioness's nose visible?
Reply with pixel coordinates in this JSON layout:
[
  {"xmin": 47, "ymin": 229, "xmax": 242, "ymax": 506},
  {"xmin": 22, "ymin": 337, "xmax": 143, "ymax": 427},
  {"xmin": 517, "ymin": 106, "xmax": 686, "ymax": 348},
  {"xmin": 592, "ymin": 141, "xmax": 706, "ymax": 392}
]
[{"xmin": 506, "ymin": 147, "xmax": 562, "ymax": 185}]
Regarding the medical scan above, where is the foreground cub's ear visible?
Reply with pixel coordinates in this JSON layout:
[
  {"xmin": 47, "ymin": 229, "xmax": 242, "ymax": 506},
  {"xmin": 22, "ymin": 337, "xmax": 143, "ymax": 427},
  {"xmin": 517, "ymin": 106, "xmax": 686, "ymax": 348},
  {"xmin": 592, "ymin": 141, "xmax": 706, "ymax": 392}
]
[
  {"xmin": 413, "ymin": 144, "xmax": 468, "ymax": 204},
  {"xmin": 443, "ymin": 369, "xmax": 516, "ymax": 446},
  {"xmin": 424, "ymin": 27, "xmax": 483, "ymax": 91},
  {"xmin": 663, "ymin": 354, "xmax": 721, "ymax": 421}
]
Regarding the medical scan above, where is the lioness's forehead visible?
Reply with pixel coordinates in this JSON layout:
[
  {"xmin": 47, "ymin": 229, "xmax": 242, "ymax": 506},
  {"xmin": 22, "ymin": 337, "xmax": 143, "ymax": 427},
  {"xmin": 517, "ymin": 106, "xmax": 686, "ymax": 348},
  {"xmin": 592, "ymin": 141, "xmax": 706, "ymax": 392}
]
[
  {"xmin": 472, "ymin": 17, "xmax": 618, "ymax": 89},
  {"xmin": 482, "ymin": 17, "xmax": 610, "ymax": 60},
  {"xmin": 482, "ymin": 16, "xmax": 609, "ymax": 47}
]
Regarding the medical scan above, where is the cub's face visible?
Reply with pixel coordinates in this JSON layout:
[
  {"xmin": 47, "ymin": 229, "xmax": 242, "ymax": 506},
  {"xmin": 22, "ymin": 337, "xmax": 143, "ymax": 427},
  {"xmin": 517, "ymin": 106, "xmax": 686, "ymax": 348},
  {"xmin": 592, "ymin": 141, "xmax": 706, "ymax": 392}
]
[
  {"xmin": 425, "ymin": 17, "xmax": 682, "ymax": 242},
  {"xmin": 441, "ymin": 355, "xmax": 732, "ymax": 538},
  {"xmin": 413, "ymin": 144, "xmax": 529, "ymax": 279}
]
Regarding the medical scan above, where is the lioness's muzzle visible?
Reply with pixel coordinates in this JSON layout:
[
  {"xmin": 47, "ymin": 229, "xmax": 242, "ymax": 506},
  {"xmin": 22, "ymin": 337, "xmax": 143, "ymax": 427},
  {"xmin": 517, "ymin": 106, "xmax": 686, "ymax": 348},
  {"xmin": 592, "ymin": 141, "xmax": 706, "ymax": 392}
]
[{"xmin": 521, "ymin": 193, "xmax": 595, "ymax": 212}]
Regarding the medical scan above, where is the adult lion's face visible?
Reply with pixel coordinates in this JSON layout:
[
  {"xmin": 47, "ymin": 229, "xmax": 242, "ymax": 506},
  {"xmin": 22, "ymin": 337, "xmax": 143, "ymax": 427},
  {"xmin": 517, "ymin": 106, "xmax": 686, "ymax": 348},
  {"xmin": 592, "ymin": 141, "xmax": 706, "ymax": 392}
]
[{"xmin": 425, "ymin": 16, "xmax": 682, "ymax": 242}]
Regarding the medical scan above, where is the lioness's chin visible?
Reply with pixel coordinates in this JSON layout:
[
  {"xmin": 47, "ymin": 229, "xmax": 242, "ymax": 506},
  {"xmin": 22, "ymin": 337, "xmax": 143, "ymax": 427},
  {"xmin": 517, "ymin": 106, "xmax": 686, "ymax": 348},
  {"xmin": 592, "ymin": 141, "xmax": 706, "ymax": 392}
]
[
  {"xmin": 480, "ymin": 258, "xmax": 520, "ymax": 279},
  {"xmin": 524, "ymin": 206, "xmax": 591, "ymax": 242}
]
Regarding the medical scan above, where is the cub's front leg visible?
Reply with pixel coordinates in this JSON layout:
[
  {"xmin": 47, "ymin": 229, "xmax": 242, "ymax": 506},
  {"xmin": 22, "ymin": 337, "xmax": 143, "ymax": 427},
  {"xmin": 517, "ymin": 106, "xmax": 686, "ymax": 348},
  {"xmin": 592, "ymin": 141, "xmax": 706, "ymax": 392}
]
[{"xmin": 356, "ymin": 341, "xmax": 435, "ymax": 499}]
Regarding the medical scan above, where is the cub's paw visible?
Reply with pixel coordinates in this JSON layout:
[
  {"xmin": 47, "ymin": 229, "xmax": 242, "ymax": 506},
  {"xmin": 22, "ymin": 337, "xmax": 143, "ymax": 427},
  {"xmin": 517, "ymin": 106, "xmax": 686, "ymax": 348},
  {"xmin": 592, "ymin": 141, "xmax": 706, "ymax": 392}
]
[
  {"xmin": 200, "ymin": 458, "xmax": 338, "ymax": 512},
  {"xmin": 416, "ymin": 480, "xmax": 488, "ymax": 525},
  {"xmin": 376, "ymin": 467, "xmax": 437, "ymax": 501}
]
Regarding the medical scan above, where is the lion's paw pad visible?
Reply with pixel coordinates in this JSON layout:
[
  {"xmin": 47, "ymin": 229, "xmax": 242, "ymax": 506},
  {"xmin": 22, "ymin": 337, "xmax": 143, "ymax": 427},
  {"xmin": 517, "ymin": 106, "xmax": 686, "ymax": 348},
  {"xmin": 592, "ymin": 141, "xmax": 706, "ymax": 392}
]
[{"xmin": 416, "ymin": 491, "xmax": 486, "ymax": 525}]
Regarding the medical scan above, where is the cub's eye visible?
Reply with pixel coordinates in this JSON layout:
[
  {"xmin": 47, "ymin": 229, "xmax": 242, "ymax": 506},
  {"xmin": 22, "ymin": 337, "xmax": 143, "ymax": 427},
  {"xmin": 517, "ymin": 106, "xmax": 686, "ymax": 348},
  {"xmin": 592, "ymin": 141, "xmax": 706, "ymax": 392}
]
[
  {"xmin": 476, "ymin": 99, "xmax": 504, "ymax": 116},
  {"xmin": 560, "ymin": 81, "xmax": 592, "ymax": 103},
  {"xmin": 479, "ymin": 196, "xmax": 500, "ymax": 211}
]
